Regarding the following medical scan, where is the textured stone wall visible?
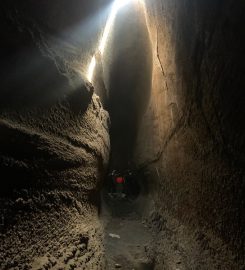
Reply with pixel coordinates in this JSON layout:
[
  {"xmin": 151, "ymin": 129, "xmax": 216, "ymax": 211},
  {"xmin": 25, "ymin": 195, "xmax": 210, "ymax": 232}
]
[
  {"xmin": 0, "ymin": 91, "xmax": 110, "ymax": 269},
  {"xmin": 0, "ymin": 1, "xmax": 111, "ymax": 269},
  {"xmin": 134, "ymin": 0, "xmax": 245, "ymax": 268}
]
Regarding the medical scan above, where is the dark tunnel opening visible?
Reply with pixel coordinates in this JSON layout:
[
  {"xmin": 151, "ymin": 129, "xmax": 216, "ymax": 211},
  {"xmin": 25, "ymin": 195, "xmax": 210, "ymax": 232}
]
[{"xmin": 1, "ymin": 0, "xmax": 245, "ymax": 269}]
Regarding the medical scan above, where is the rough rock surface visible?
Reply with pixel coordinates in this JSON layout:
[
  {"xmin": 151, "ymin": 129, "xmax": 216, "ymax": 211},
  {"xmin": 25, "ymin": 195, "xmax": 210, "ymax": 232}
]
[
  {"xmin": 133, "ymin": 0, "xmax": 245, "ymax": 268},
  {"xmin": 0, "ymin": 90, "xmax": 110, "ymax": 269},
  {"xmin": 0, "ymin": 2, "xmax": 111, "ymax": 269}
]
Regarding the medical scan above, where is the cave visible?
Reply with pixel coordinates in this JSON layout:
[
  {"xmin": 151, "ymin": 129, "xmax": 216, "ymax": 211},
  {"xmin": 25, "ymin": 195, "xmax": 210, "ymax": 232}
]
[{"xmin": 1, "ymin": 0, "xmax": 245, "ymax": 269}]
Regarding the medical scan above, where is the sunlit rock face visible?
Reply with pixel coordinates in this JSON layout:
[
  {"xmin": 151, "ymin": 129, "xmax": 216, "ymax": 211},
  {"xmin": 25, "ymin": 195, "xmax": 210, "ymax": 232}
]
[
  {"xmin": 0, "ymin": 1, "xmax": 111, "ymax": 269},
  {"xmin": 133, "ymin": 0, "xmax": 245, "ymax": 268}
]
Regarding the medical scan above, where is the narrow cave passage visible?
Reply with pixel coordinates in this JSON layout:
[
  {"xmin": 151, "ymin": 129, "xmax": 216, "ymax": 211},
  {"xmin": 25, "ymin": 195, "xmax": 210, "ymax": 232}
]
[
  {"xmin": 1, "ymin": 0, "xmax": 245, "ymax": 270},
  {"xmin": 93, "ymin": 2, "xmax": 154, "ymax": 268}
]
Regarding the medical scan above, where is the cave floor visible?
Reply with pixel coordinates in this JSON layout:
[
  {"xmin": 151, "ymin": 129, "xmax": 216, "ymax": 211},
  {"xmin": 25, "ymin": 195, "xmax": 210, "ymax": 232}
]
[{"xmin": 101, "ymin": 196, "xmax": 154, "ymax": 270}]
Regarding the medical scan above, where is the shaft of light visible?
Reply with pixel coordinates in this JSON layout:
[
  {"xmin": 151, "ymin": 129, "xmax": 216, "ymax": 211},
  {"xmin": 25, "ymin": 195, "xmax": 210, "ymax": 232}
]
[
  {"xmin": 87, "ymin": 56, "xmax": 96, "ymax": 82},
  {"xmin": 87, "ymin": 0, "xmax": 133, "ymax": 82}
]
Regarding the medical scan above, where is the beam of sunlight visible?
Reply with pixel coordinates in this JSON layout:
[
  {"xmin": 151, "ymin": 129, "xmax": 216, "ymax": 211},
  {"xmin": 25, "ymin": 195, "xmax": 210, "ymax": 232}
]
[
  {"xmin": 87, "ymin": 55, "xmax": 96, "ymax": 82},
  {"xmin": 87, "ymin": 0, "xmax": 134, "ymax": 82}
]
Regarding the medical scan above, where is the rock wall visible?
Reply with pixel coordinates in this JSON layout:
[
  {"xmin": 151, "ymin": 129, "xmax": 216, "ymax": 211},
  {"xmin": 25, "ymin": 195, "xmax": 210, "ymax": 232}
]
[
  {"xmin": 0, "ymin": 1, "xmax": 111, "ymax": 269},
  {"xmin": 0, "ymin": 90, "xmax": 110, "ymax": 270},
  {"xmin": 134, "ymin": 0, "xmax": 245, "ymax": 268}
]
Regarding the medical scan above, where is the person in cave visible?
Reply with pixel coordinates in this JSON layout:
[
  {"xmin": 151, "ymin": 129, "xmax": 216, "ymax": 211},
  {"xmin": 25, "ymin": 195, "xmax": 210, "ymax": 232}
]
[
  {"xmin": 108, "ymin": 169, "xmax": 139, "ymax": 199},
  {"xmin": 108, "ymin": 170, "xmax": 127, "ymax": 198}
]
